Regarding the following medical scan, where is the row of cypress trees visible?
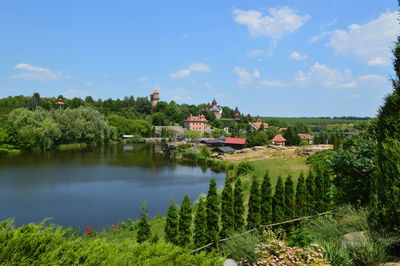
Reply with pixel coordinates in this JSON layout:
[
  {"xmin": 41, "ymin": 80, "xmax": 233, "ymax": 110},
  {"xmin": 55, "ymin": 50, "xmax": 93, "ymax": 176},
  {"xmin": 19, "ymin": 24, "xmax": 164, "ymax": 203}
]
[{"xmin": 164, "ymin": 170, "xmax": 331, "ymax": 248}]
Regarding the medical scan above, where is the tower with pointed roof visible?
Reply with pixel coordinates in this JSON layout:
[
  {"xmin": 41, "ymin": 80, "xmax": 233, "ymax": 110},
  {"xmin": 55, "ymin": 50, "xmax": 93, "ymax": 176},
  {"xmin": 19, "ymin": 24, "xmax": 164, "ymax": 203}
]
[
  {"xmin": 232, "ymin": 107, "xmax": 241, "ymax": 120},
  {"xmin": 150, "ymin": 90, "xmax": 159, "ymax": 107},
  {"xmin": 204, "ymin": 98, "xmax": 223, "ymax": 119}
]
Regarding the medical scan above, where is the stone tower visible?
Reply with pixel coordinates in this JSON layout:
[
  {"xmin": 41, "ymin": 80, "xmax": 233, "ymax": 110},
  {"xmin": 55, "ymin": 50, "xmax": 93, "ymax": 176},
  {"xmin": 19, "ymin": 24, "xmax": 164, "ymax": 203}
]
[{"xmin": 150, "ymin": 90, "xmax": 159, "ymax": 107}]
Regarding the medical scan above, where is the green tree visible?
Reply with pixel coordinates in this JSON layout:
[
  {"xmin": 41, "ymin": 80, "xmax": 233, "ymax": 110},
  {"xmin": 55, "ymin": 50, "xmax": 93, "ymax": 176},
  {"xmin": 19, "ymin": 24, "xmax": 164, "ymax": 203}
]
[
  {"xmin": 272, "ymin": 176, "xmax": 285, "ymax": 223},
  {"xmin": 220, "ymin": 179, "xmax": 234, "ymax": 238},
  {"xmin": 295, "ymin": 172, "xmax": 307, "ymax": 217},
  {"xmin": 283, "ymin": 126, "xmax": 301, "ymax": 146},
  {"xmin": 193, "ymin": 198, "xmax": 208, "ymax": 248},
  {"xmin": 305, "ymin": 171, "xmax": 316, "ymax": 215},
  {"xmin": 178, "ymin": 195, "xmax": 192, "ymax": 246},
  {"xmin": 284, "ymin": 175, "xmax": 295, "ymax": 220},
  {"xmin": 247, "ymin": 176, "xmax": 261, "ymax": 229},
  {"xmin": 260, "ymin": 172, "xmax": 273, "ymax": 225},
  {"xmin": 233, "ymin": 177, "xmax": 245, "ymax": 231},
  {"xmin": 206, "ymin": 177, "xmax": 220, "ymax": 245},
  {"xmin": 165, "ymin": 199, "xmax": 179, "ymax": 245},
  {"xmin": 137, "ymin": 202, "xmax": 151, "ymax": 243}
]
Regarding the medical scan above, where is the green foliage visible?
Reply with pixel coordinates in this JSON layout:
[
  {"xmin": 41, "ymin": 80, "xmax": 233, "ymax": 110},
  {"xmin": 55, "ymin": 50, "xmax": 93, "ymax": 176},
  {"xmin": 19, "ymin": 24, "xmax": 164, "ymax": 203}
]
[
  {"xmin": 184, "ymin": 130, "xmax": 201, "ymax": 139},
  {"xmin": 283, "ymin": 126, "xmax": 301, "ymax": 146},
  {"xmin": 284, "ymin": 175, "xmax": 295, "ymax": 220},
  {"xmin": 233, "ymin": 177, "xmax": 245, "ymax": 231},
  {"xmin": 247, "ymin": 176, "xmax": 261, "ymax": 229},
  {"xmin": 193, "ymin": 198, "xmax": 208, "ymax": 248},
  {"xmin": 199, "ymin": 146, "xmax": 211, "ymax": 158},
  {"xmin": 220, "ymin": 178, "xmax": 235, "ymax": 238},
  {"xmin": 206, "ymin": 178, "xmax": 220, "ymax": 245},
  {"xmin": 235, "ymin": 162, "xmax": 255, "ymax": 176},
  {"xmin": 272, "ymin": 176, "xmax": 285, "ymax": 223},
  {"xmin": 260, "ymin": 172, "xmax": 273, "ymax": 225},
  {"xmin": 305, "ymin": 171, "xmax": 316, "ymax": 214},
  {"xmin": 295, "ymin": 172, "xmax": 307, "ymax": 217},
  {"xmin": 178, "ymin": 195, "xmax": 192, "ymax": 246},
  {"xmin": 247, "ymin": 131, "xmax": 270, "ymax": 147},
  {"xmin": 221, "ymin": 232, "xmax": 261, "ymax": 263},
  {"xmin": 165, "ymin": 199, "xmax": 179, "ymax": 245},
  {"xmin": 107, "ymin": 115, "xmax": 151, "ymax": 137},
  {"xmin": 137, "ymin": 202, "xmax": 151, "ymax": 243},
  {"xmin": 0, "ymin": 219, "xmax": 224, "ymax": 265}
]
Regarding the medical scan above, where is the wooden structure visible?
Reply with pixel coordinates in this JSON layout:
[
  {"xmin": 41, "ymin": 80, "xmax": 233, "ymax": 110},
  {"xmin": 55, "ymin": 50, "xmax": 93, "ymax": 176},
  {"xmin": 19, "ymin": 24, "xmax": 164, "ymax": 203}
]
[{"xmin": 224, "ymin": 137, "xmax": 247, "ymax": 150}]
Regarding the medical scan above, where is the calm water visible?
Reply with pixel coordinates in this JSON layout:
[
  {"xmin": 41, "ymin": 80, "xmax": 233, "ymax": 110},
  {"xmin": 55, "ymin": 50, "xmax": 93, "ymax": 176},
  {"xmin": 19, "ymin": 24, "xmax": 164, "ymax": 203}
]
[{"xmin": 0, "ymin": 144, "xmax": 225, "ymax": 229}]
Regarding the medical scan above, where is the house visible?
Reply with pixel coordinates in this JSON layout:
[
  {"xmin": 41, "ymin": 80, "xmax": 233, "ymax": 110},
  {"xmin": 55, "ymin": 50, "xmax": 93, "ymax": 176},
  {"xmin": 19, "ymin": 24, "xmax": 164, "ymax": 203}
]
[
  {"xmin": 184, "ymin": 115, "xmax": 208, "ymax": 133},
  {"xmin": 200, "ymin": 139, "xmax": 225, "ymax": 147},
  {"xmin": 204, "ymin": 98, "xmax": 223, "ymax": 119},
  {"xmin": 212, "ymin": 146, "xmax": 236, "ymax": 154},
  {"xmin": 150, "ymin": 90, "xmax": 159, "ymax": 107},
  {"xmin": 224, "ymin": 137, "xmax": 247, "ymax": 150},
  {"xmin": 232, "ymin": 107, "xmax": 241, "ymax": 120},
  {"xmin": 298, "ymin": 133, "xmax": 314, "ymax": 144},
  {"xmin": 278, "ymin": 128, "xmax": 287, "ymax": 132},
  {"xmin": 271, "ymin": 134, "xmax": 286, "ymax": 146},
  {"xmin": 249, "ymin": 115, "xmax": 269, "ymax": 131}
]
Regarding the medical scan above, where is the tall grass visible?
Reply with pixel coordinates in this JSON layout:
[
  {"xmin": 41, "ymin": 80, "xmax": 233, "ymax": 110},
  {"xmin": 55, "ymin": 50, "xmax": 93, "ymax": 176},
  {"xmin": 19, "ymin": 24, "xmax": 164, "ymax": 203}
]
[{"xmin": 0, "ymin": 219, "xmax": 224, "ymax": 265}]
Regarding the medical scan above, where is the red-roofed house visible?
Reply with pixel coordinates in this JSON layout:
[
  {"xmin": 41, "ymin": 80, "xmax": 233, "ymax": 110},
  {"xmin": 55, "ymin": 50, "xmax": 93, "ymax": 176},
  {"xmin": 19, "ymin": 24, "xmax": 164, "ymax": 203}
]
[
  {"xmin": 271, "ymin": 134, "xmax": 287, "ymax": 146},
  {"xmin": 298, "ymin": 133, "xmax": 314, "ymax": 144},
  {"xmin": 224, "ymin": 137, "xmax": 247, "ymax": 150},
  {"xmin": 184, "ymin": 115, "xmax": 208, "ymax": 133},
  {"xmin": 249, "ymin": 115, "xmax": 269, "ymax": 131}
]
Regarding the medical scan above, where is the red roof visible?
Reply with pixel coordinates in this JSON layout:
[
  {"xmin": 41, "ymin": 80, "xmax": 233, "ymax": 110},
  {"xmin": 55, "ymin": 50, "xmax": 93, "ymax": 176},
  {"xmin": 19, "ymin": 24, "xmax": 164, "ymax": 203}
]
[
  {"xmin": 153, "ymin": 90, "xmax": 159, "ymax": 94},
  {"xmin": 298, "ymin": 133, "xmax": 313, "ymax": 140},
  {"xmin": 225, "ymin": 137, "xmax": 247, "ymax": 145},
  {"xmin": 250, "ymin": 122, "xmax": 269, "ymax": 130},
  {"xmin": 185, "ymin": 115, "xmax": 208, "ymax": 122},
  {"xmin": 271, "ymin": 134, "xmax": 286, "ymax": 142},
  {"xmin": 56, "ymin": 101, "xmax": 64, "ymax": 105}
]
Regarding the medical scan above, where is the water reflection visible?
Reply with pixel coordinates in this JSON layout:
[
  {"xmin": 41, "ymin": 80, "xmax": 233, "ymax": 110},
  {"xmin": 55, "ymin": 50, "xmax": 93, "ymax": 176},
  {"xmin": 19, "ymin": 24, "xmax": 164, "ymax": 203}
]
[{"xmin": 0, "ymin": 144, "xmax": 224, "ymax": 229}]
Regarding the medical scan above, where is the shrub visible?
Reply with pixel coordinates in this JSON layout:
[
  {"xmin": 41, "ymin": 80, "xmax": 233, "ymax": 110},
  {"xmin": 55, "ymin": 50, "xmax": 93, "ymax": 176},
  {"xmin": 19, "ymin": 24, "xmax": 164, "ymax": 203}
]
[{"xmin": 235, "ymin": 162, "xmax": 255, "ymax": 176}]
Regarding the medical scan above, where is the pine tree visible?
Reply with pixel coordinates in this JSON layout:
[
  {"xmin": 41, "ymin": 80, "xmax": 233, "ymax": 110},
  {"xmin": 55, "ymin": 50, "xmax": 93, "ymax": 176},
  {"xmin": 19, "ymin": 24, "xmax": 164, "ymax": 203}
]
[
  {"xmin": 137, "ymin": 202, "xmax": 151, "ymax": 243},
  {"xmin": 261, "ymin": 172, "xmax": 273, "ymax": 225},
  {"xmin": 370, "ymin": 12, "xmax": 400, "ymax": 231},
  {"xmin": 193, "ymin": 198, "xmax": 208, "ymax": 248},
  {"xmin": 206, "ymin": 177, "xmax": 220, "ymax": 245},
  {"xmin": 247, "ymin": 176, "xmax": 261, "ymax": 229},
  {"xmin": 220, "ymin": 178, "xmax": 235, "ymax": 238},
  {"xmin": 305, "ymin": 171, "xmax": 316, "ymax": 215},
  {"xmin": 272, "ymin": 176, "xmax": 285, "ymax": 223},
  {"xmin": 164, "ymin": 199, "xmax": 179, "ymax": 245},
  {"xmin": 178, "ymin": 194, "xmax": 192, "ymax": 246},
  {"xmin": 233, "ymin": 177, "xmax": 245, "ymax": 231},
  {"xmin": 284, "ymin": 175, "xmax": 295, "ymax": 220},
  {"xmin": 295, "ymin": 172, "xmax": 307, "ymax": 217}
]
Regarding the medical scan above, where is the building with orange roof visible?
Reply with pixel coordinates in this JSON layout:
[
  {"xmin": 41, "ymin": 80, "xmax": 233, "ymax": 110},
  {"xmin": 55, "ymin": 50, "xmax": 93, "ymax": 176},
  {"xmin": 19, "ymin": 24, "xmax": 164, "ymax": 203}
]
[
  {"xmin": 249, "ymin": 115, "xmax": 269, "ymax": 131},
  {"xmin": 184, "ymin": 114, "xmax": 208, "ymax": 133},
  {"xmin": 204, "ymin": 98, "xmax": 223, "ymax": 119},
  {"xmin": 271, "ymin": 134, "xmax": 287, "ymax": 146},
  {"xmin": 298, "ymin": 133, "xmax": 314, "ymax": 144},
  {"xmin": 150, "ymin": 90, "xmax": 159, "ymax": 107}
]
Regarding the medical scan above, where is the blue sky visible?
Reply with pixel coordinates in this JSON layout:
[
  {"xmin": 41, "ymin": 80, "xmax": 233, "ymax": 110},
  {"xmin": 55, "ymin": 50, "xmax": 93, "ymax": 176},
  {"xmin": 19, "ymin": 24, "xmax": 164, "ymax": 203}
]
[{"xmin": 0, "ymin": 0, "xmax": 398, "ymax": 117}]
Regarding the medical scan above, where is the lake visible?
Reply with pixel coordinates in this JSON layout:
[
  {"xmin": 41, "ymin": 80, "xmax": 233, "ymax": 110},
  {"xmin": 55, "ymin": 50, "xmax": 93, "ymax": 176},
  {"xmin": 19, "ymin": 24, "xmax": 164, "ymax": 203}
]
[{"xmin": 0, "ymin": 144, "xmax": 225, "ymax": 229}]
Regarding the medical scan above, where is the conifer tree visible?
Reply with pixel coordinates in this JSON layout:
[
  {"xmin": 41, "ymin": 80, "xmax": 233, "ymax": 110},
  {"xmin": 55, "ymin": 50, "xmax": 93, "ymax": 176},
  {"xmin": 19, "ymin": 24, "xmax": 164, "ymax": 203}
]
[
  {"xmin": 206, "ymin": 177, "xmax": 220, "ymax": 245},
  {"xmin": 295, "ymin": 172, "xmax": 307, "ymax": 217},
  {"xmin": 370, "ymin": 10, "xmax": 400, "ymax": 232},
  {"xmin": 284, "ymin": 175, "xmax": 295, "ymax": 220},
  {"xmin": 220, "ymin": 178, "xmax": 235, "ymax": 238},
  {"xmin": 305, "ymin": 171, "xmax": 316, "ymax": 214},
  {"xmin": 233, "ymin": 177, "xmax": 245, "ymax": 231},
  {"xmin": 178, "ymin": 194, "xmax": 192, "ymax": 246},
  {"xmin": 261, "ymin": 172, "xmax": 273, "ymax": 225},
  {"xmin": 193, "ymin": 198, "xmax": 208, "ymax": 248},
  {"xmin": 164, "ymin": 199, "xmax": 179, "ymax": 245},
  {"xmin": 247, "ymin": 176, "xmax": 261, "ymax": 229},
  {"xmin": 272, "ymin": 176, "xmax": 285, "ymax": 223},
  {"xmin": 137, "ymin": 202, "xmax": 151, "ymax": 243}
]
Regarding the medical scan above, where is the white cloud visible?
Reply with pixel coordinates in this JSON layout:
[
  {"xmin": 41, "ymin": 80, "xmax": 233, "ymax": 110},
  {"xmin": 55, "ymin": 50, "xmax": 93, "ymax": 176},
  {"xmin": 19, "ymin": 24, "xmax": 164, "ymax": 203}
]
[
  {"xmin": 137, "ymin": 76, "xmax": 150, "ymax": 81},
  {"xmin": 233, "ymin": 7, "xmax": 310, "ymax": 39},
  {"xmin": 327, "ymin": 11, "xmax": 399, "ymax": 66},
  {"xmin": 12, "ymin": 63, "xmax": 70, "ymax": 81},
  {"xmin": 234, "ymin": 67, "xmax": 260, "ymax": 87},
  {"xmin": 204, "ymin": 82, "xmax": 214, "ymax": 89},
  {"xmin": 296, "ymin": 62, "xmax": 387, "ymax": 89},
  {"xmin": 170, "ymin": 62, "xmax": 211, "ymax": 79},
  {"xmin": 290, "ymin": 51, "xmax": 308, "ymax": 60},
  {"xmin": 259, "ymin": 79, "xmax": 285, "ymax": 87},
  {"xmin": 62, "ymin": 89, "xmax": 90, "ymax": 98}
]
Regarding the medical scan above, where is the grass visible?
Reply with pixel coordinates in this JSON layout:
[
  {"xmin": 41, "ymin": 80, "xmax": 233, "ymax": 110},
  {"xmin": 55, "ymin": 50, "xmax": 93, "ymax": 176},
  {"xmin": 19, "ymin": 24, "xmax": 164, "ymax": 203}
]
[{"xmin": 58, "ymin": 143, "xmax": 88, "ymax": 150}]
